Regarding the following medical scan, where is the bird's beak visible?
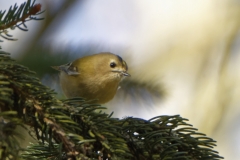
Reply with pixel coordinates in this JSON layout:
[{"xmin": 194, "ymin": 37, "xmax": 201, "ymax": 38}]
[
  {"xmin": 112, "ymin": 70, "xmax": 131, "ymax": 77},
  {"xmin": 122, "ymin": 71, "xmax": 130, "ymax": 77}
]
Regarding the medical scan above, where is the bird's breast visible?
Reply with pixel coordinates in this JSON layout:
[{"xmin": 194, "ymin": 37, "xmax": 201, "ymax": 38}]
[{"xmin": 60, "ymin": 71, "xmax": 121, "ymax": 104}]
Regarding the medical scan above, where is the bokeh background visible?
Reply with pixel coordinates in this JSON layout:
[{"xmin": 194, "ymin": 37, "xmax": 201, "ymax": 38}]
[{"xmin": 1, "ymin": 0, "xmax": 240, "ymax": 159}]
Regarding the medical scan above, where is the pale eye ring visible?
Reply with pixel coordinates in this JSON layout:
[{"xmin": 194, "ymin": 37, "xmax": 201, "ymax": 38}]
[{"xmin": 110, "ymin": 62, "xmax": 116, "ymax": 68}]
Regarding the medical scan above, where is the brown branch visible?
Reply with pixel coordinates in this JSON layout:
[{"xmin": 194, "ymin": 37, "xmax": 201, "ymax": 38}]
[
  {"xmin": 10, "ymin": 84, "xmax": 80, "ymax": 158},
  {"xmin": 0, "ymin": 4, "xmax": 42, "ymax": 30},
  {"xmin": 30, "ymin": 99, "xmax": 79, "ymax": 157},
  {"xmin": 0, "ymin": 57, "xmax": 80, "ymax": 158}
]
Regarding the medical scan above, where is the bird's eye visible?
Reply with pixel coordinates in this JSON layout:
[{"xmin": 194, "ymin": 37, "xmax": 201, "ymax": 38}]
[{"xmin": 110, "ymin": 62, "xmax": 116, "ymax": 68}]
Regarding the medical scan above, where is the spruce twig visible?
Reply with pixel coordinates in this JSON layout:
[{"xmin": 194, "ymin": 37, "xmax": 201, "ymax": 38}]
[{"xmin": 0, "ymin": 0, "xmax": 43, "ymax": 42}]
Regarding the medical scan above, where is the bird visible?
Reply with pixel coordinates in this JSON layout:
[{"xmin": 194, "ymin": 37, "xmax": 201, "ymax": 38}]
[{"xmin": 52, "ymin": 52, "xmax": 130, "ymax": 104}]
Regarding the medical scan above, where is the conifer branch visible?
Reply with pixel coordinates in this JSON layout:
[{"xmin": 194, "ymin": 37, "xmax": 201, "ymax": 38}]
[
  {"xmin": 0, "ymin": 51, "xmax": 224, "ymax": 159},
  {"xmin": 0, "ymin": 0, "xmax": 43, "ymax": 42}
]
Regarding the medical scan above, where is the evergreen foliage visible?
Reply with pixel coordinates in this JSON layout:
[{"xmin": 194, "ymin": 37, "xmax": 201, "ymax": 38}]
[
  {"xmin": 0, "ymin": 0, "xmax": 224, "ymax": 159},
  {"xmin": 0, "ymin": 51, "xmax": 224, "ymax": 160},
  {"xmin": 0, "ymin": 0, "xmax": 43, "ymax": 43}
]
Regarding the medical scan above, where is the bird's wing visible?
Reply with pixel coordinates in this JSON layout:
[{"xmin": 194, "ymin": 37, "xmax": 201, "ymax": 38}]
[{"xmin": 52, "ymin": 63, "xmax": 80, "ymax": 76}]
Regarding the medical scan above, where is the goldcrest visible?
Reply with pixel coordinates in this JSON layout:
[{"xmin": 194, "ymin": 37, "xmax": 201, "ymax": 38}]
[{"xmin": 52, "ymin": 52, "xmax": 130, "ymax": 104}]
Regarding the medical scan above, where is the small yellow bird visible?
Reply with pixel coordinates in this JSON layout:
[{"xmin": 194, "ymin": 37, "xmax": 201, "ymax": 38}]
[{"xmin": 52, "ymin": 52, "xmax": 130, "ymax": 104}]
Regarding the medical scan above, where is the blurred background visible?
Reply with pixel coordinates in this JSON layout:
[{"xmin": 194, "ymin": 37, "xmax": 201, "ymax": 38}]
[{"xmin": 1, "ymin": 0, "xmax": 240, "ymax": 159}]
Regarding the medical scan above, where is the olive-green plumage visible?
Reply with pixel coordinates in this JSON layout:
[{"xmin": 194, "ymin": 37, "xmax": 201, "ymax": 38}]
[{"xmin": 53, "ymin": 52, "xmax": 130, "ymax": 104}]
